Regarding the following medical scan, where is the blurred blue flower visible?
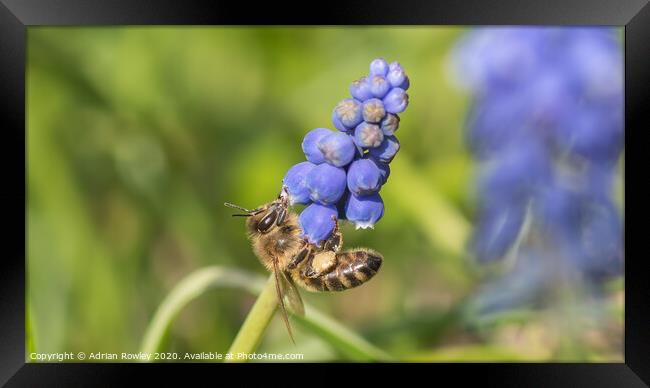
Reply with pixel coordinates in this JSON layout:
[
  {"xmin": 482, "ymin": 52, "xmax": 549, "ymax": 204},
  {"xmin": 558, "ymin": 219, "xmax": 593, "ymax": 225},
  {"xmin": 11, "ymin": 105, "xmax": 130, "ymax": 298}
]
[
  {"xmin": 453, "ymin": 27, "xmax": 624, "ymax": 315},
  {"xmin": 476, "ymin": 139, "xmax": 550, "ymax": 204},
  {"xmin": 471, "ymin": 199, "xmax": 527, "ymax": 264}
]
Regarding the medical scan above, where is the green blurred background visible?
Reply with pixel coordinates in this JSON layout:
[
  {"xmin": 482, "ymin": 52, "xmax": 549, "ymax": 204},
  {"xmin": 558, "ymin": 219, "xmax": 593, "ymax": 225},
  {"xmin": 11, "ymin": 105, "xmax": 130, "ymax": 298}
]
[{"xmin": 27, "ymin": 27, "xmax": 623, "ymax": 361}]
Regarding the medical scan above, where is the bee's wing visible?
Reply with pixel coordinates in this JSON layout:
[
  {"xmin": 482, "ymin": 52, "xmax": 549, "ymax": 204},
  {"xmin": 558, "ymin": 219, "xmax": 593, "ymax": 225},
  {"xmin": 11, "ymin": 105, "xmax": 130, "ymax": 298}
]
[
  {"xmin": 272, "ymin": 260, "xmax": 296, "ymax": 344},
  {"xmin": 279, "ymin": 270, "xmax": 305, "ymax": 316}
]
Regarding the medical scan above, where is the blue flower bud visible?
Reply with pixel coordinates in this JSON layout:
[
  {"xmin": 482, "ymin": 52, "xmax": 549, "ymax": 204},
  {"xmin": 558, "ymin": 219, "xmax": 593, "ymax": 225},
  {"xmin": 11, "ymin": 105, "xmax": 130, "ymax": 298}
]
[
  {"xmin": 382, "ymin": 87, "xmax": 409, "ymax": 113},
  {"xmin": 345, "ymin": 192, "xmax": 384, "ymax": 229},
  {"xmin": 362, "ymin": 98, "xmax": 386, "ymax": 124},
  {"xmin": 389, "ymin": 61, "xmax": 403, "ymax": 72},
  {"xmin": 369, "ymin": 156, "xmax": 391, "ymax": 183},
  {"xmin": 306, "ymin": 163, "xmax": 347, "ymax": 204},
  {"xmin": 379, "ymin": 113, "xmax": 400, "ymax": 136},
  {"xmin": 302, "ymin": 128, "xmax": 331, "ymax": 164},
  {"xmin": 282, "ymin": 161, "xmax": 317, "ymax": 205},
  {"xmin": 353, "ymin": 122, "xmax": 384, "ymax": 148},
  {"xmin": 401, "ymin": 76, "xmax": 411, "ymax": 91},
  {"xmin": 350, "ymin": 77, "xmax": 374, "ymax": 102},
  {"xmin": 347, "ymin": 158, "xmax": 383, "ymax": 195},
  {"xmin": 317, "ymin": 131, "xmax": 356, "ymax": 167},
  {"xmin": 368, "ymin": 135, "xmax": 399, "ymax": 163},
  {"xmin": 333, "ymin": 98, "xmax": 363, "ymax": 130},
  {"xmin": 387, "ymin": 68, "xmax": 410, "ymax": 90},
  {"xmin": 369, "ymin": 58, "xmax": 389, "ymax": 76},
  {"xmin": 299, "ymin": 203, "xmax": 338, "ymax": 245},
  {"xmin": 331, "ymin": 110, "xmax": 348, "ymax": 132},
  {"xmin": 368, "ymin": 75, "xmax": 391, "ymax": 99}
]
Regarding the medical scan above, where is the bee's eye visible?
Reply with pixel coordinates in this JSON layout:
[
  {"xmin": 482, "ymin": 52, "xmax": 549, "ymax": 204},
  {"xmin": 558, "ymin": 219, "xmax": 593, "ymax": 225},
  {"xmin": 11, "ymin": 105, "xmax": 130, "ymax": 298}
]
[{"xmin": 257, "ymin": 208, "xmax": 278, "ymax": 233}]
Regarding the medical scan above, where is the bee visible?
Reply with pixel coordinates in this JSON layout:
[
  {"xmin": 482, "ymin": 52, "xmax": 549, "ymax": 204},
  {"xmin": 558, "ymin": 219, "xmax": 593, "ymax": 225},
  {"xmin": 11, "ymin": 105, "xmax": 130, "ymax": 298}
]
[{"xmin": 224, "ymin": 189, "xmax": 383, "ymax": 342}]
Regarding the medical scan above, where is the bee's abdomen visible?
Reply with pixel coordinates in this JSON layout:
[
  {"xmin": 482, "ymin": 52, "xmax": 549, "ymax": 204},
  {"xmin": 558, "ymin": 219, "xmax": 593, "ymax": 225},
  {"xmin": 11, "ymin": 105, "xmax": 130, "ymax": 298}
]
[{"xmin": 304, "ymin": 249, "xmax": 382, "ymax": 292}]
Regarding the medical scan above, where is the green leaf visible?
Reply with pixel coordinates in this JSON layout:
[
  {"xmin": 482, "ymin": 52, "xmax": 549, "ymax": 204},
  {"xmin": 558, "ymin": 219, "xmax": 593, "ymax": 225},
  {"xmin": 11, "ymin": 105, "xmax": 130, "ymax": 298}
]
[{"xmin": 139, "ymin": 266, "xmax": 263, "ymax": 356}]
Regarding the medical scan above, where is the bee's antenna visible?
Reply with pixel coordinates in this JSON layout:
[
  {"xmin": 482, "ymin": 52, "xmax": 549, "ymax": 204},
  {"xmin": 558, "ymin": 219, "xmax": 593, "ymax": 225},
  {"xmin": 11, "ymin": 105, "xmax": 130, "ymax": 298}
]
[
  {"xmin": 224, "ymin": 202, "xmax": 264, "ymax": 217},
  {"xmin": 224, "ymin": 202, "xmax": 253, "ymax": 212}
]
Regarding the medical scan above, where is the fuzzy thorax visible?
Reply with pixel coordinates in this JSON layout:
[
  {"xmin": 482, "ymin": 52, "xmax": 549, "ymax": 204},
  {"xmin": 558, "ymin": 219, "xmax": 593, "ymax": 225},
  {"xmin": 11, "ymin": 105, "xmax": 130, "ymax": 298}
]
[{"xmin": 247, "ymin": 211, "xmax": 302, "ymax": 272}]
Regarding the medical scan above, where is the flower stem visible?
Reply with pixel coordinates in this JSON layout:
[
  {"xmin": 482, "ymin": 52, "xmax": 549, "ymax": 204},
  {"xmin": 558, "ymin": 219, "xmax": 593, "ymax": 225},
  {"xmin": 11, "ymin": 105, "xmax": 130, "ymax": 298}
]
[
  {"xmin": 225, "ymin": 275, "xmax": 278, "ymax": 362},
  {"xmin": 141, "ymin": 266, "xmax": 392, "ymax": 361},
  {"xmin": 226, "ymin": 273, "xmax": 394, "ymax": 362}
]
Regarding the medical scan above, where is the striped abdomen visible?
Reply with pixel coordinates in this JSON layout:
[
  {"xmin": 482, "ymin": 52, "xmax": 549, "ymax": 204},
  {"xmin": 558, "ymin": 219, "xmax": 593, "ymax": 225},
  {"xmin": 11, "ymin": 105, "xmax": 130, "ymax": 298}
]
[{"xmin": 291, "ymin": 249, "xmax": 383, "ymax": 292}]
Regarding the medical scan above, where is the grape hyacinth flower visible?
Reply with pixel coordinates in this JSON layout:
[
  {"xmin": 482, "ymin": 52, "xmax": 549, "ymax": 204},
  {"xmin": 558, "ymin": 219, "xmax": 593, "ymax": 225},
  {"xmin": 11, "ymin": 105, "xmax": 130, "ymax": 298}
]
[
  {"xmin": 317, "ymin": 131, "xmax": 356, "ymax": 167},
  {"xmin": 452, "ymin": 27, "xmax": 623, "ymax": 314},
  {"xmin": 350, "ymin": 77, "xmax": 374, "ymax": 102},
  {"xmin": 354, "ymin": 122, "xmax": 384, "ymax": 148},
  {"xmin": 298, "ymin": 203, "xmax": 338, "ymax": 245},
  {"xmin": 332, "ymin": 99, "xmax": 363, "ymax": 131},
  {"xmin": 382, "ymin": 88, "xmax": 409, "ymax": 114},
  {"xmin": 347, "ymin": 158, "xmax": 384, "ymax": 196},
  {"xmin": 281, "ymin": 58, "xmax": 411, "ymax": 245},
  {"xmin": 369, "ymin": 135, "xmax": 400, "ymax": 163},
  {"xmin": 379, "ymin": 114, "xmax": 400, "ymax": 136},
  {"xmin": 369, "ymin": 58, "xmax": 389, "ymax": 76},
  {"xmin": 301, "ymin": 127, "xmax": 331, "ymax": 164},
  {"xmin": 283, "ymin": 161, "xmax": 316, "ymax": 205},
  {"xmin": 305, "ymin": 163, "xmax": 347, "ymax": 205},
  {"xmin": 368, "ymin": 76, "xmax": 391, "ymax": 99},
  {"xmin": 345, "ymin": 192, "xmax": 385, "ymax": 230},
  {"xmin": 362, "ymin": 98, "xmax": 387, "ymax": 123}
]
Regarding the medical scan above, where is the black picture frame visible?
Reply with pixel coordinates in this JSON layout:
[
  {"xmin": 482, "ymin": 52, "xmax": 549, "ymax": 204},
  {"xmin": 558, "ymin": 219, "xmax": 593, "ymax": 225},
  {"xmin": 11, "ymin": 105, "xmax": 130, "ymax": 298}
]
[{"xmin": 1, "ymin": 0, "xmax": 648, "ymax": 385}]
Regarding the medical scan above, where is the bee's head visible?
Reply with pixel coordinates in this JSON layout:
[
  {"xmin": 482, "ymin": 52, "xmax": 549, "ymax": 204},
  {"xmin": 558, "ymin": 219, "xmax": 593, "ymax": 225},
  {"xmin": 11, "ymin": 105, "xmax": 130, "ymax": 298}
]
[{"xmin": 225, "ymin": 188, "xmax": 290, "ymax": 235}]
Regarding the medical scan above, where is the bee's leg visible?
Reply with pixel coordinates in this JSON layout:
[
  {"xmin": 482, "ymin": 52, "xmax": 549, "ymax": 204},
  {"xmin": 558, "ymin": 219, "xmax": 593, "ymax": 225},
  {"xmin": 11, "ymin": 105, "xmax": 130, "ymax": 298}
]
[
  {"xmin": 287, "ymin": 241, "xmax": 311, "ymax": 270},
  {"xmin": 276, "ymin": 206, "xmax": 287, "ymax": 226},
  {"xmin": 322, "ymin": 216, "xmax": 343, "ymax": 253}
]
